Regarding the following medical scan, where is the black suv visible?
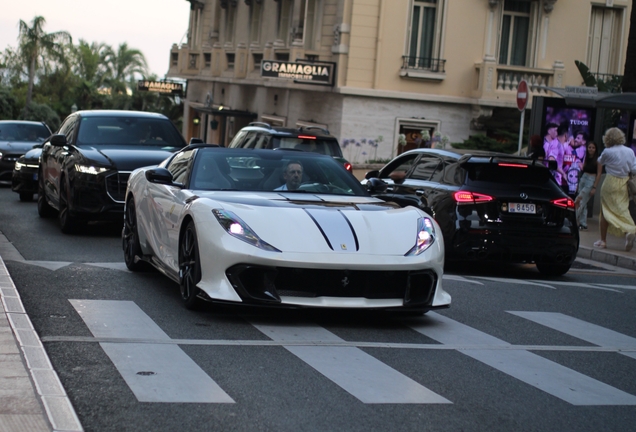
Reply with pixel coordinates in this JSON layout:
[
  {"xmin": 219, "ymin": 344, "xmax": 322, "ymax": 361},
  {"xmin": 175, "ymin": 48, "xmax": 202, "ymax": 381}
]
[
  {"xmin": 227, "ymin": 122, "xmax": 352, "ymax": 172},
  {"xmin": 364, "ymin": 148, "xmax": 579, "ymax": 276},
  {"xmin": 39, "ymin": 110, "xmax": 187, "ymax": 233}
]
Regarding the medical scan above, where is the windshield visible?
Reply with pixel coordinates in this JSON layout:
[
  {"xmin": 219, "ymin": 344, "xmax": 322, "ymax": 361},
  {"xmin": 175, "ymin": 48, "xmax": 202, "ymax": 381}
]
[
  {"xmin": 190, "ymin": 148, "xmax": 366, "ymax": 196},
  {"xmin": 0, "ymin": 123, "xmax": 50, "ymax": 142},
  {"xmin": 76, "ymin": 116, "xmax": 185, "ymax": 149},
  {"xmin": 272, "ymin": 137, "xmax": 343, "ymax": 157}
]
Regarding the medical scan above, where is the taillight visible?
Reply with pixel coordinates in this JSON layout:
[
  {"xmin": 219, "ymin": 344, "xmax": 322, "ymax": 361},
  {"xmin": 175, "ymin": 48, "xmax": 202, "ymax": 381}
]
[
  {"xmin": 297, "ymin": 135, "xmax": 317, "ymax": 140},
  {"xmin": 498, "ymin": 163, "xmax": 527, "ymax": 168},
  {"xmin": 551, "ymin": 197, "xmax": 575, "ymax": 210},
  {"xmin": 344, "ymin": 162, "xmax": 352, "ymax": 172},
  {"xmin": 453, "ymin": 191, "xmax": 494, "ymax": 204}
]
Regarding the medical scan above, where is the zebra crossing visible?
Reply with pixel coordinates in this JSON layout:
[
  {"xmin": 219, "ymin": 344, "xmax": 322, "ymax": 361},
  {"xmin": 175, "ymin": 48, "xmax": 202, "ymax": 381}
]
[{"xmin": 66, "ymin": 299, "xmax": 636, "ymax": 407}]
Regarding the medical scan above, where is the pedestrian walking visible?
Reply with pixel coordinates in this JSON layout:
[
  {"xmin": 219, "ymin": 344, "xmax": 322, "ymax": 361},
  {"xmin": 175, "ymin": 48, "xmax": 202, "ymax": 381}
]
[
  {"xmin": 574, "ymin": 141, "xmax": 599, "ymax": 230},
  {"xmin": 593, "ymin": 128, "xmax": 636, "ymax": 251}
]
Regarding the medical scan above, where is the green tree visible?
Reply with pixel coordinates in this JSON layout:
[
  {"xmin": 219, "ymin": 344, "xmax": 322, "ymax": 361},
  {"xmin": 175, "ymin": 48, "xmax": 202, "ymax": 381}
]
[
  {"xmin": 18, "ymin": 101, "xmax": 61, "ymax": 130},
  {"xmin": 104, "ymin": 43, "xmax": 148, "ymax": 95},
  {"xmin": 17, "ymin": 16, "xmax": 72, "ymax": 106}
]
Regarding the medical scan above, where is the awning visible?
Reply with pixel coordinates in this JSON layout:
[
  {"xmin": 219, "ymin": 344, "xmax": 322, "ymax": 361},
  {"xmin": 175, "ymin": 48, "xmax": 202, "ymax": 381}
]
[{"xmin": 546, "ymin": 87, "xmax": 636, "ymax": 109}]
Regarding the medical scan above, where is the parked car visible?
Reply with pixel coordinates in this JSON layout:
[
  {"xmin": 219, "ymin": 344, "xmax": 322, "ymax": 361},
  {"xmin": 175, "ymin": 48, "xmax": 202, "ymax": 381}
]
[
  {"xmin": 363, "ymin": 148, "xmax": 579, "ymax": 276},
  {"xmin": 123, "ymin": 145, "xmax": 449, "ymax": 312},
  {"xmin": 227, "ymin": 122, "xmax": 353, "ymax": 172},
  {"xmin": 0, "ymin": 120, "xmax": 51, "ymax": 185},
  {"xmin": 38, "ymin": 110, "xmax": 187, "ymax": 233},
  {"xmin": 11, "ymin": 145, "xmax": 43, "ymax": 201}
]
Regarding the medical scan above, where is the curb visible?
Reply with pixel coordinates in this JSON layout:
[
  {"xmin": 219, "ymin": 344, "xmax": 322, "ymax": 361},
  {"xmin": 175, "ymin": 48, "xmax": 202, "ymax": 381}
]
[{"xmin": 0, "ymin": 257, "xmax": 83, "ymax": 432}]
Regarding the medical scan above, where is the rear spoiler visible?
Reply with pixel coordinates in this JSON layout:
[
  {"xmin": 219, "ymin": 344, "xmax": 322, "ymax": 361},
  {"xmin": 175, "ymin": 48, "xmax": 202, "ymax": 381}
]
[{"xmin": 457, "ymin": 154, "xmax": 557, "ymax": 170}]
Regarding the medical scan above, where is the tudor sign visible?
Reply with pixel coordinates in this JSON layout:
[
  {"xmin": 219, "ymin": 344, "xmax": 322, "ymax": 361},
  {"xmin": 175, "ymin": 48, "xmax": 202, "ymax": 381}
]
[{"xmin": 516, "ymin": 80, "xmax": 529, "ymax": 111}]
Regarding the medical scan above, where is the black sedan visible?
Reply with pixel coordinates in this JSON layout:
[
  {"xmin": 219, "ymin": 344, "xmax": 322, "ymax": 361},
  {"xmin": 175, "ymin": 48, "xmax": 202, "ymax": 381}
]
[
  {"xmin": 11, "ymin": 145, "xmax": 43, "ymax": 201},
  {"xmin": 0, "ymin": 120, "xmax": 51, "ymax": 185},
  {"xmin": 364, "ymin": 149, "xmax": 579, "ymax": 276},
  {"xmin": 38, "ymin": 110, "xmax": 187, "ymax": 233}
]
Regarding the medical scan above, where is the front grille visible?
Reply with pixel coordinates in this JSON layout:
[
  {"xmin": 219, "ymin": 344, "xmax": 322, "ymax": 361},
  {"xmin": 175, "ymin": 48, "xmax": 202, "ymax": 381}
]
[
  {"xmin": 1, "ymin": 153, "xmax": 21, "ymax": 162},
  {"xmin": 226, "ymin": 265, "xmax": 437, "ymax": 307},
  {"xmin": 105, "ymin": 172, "xmax": 130, "ymax": 203}
]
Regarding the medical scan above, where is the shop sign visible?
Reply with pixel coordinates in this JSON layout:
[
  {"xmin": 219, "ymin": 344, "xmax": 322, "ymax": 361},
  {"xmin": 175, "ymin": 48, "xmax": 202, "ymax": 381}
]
[
  {"xmin": 137, "ymin": 80, "xmax": 184, "ymax": 94},
  {"xmin": 260, "ymin": 60, "xmax": 334, "ymax": 86}
]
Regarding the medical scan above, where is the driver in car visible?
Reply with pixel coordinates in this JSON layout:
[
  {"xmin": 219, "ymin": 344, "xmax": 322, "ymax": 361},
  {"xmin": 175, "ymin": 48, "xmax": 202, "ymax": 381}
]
[{"xmin": 275, "ymin": 160, "xmax": 303, "ymax": 191}]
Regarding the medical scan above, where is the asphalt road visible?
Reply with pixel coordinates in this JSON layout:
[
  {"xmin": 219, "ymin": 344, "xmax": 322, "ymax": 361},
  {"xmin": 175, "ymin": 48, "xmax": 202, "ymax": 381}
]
[{"xmin": 1, "ymin": 186, "xmax": 635, "ymax": 432}]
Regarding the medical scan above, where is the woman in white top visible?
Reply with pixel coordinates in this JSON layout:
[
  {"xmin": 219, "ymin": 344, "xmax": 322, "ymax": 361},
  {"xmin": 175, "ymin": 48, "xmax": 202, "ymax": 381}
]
[{"xmin": 593, "ymin": 128, "xmax": 636, "ymax": 251}]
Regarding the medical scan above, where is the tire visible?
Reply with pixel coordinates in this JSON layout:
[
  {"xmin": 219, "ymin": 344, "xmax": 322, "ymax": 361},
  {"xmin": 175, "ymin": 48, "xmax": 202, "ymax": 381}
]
[
  {"xmin": 122, "ymin": 196, "xmax": 150, "ymax": 271},
  {"xmin": 179, "ymin": 221, "xmax": 204, "ymax": 310},
  {"xmin": 58, "ymin": 177, "xmax": 80, "ymax": 234},
  {"xmin": 536, "ymin": 262, "xmax": 571, "ymax": 277},
  {"xmin": 37, "ymin": 174, "xmax": 55, "ymax": 218},
  {"xmin": 19, "ymin": 192, "xmax": 33, "ymax": 202}
]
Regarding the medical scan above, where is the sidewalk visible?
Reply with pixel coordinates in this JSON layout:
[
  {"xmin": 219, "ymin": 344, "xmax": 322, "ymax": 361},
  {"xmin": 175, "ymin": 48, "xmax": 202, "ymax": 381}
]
[
  {"xmin": 0, "ymin": 218, "xmax": 635, "ymax": 432},
  {"xmin": 576, "ymin": 216, "xmax": 636, "ymax": 270}
]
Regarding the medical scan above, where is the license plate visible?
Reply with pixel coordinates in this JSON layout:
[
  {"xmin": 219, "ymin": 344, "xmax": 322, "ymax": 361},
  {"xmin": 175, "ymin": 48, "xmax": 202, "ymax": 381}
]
[{"xmin": 509, "ymin": 202, "xmax": 535, "ymax": 214}]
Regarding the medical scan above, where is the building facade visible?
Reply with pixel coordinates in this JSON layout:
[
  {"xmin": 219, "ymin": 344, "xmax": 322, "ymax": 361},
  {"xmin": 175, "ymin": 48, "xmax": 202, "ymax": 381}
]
[{"xmin": 168, "ymin": 0, "xmax": 631, "ymax": 163}]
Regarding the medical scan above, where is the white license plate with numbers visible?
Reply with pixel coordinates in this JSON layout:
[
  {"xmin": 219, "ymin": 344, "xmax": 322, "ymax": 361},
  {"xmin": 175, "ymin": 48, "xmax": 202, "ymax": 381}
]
[{"xmin": 509, "ymin": 203, "xmax": 535, "ymax": 214}]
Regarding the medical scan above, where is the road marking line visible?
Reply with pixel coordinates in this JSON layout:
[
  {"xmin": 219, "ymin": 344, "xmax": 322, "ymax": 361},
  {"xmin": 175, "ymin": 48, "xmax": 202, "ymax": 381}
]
[
  {"xmin": 508, "ymin": 311, "xmax": 636, "ymax": 361},
  {"xmin": 472, "ymin": 277, "xmax": 556, "ymax": 289},
  {"xmin": 70, "ymin": 299, "xmax": 234, "ymax": 403},
  {"xmin": 39, "ymin": 335, "xmax": 636, "ymax": 353},
  {"xmin": 409, "ymin": 312, "xmax": 636, "ymax": 405},
  {"xmin": 442, "ymin": 275, "xmax": 484, "ymax": 285},
  {"xmin": 251, "ymin": 321, "xmax": 451, "ymax": 404}
]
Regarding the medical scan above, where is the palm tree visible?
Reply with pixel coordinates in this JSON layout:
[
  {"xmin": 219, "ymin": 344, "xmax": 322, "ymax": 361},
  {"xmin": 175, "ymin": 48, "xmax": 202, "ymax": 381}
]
[
  {"xmin": 18, "ymin": 16, "xmax": 72, "ymax": 106},
  {"xmin": 104, "ymin": 43, "xmax": 148, "ymax": 95}
]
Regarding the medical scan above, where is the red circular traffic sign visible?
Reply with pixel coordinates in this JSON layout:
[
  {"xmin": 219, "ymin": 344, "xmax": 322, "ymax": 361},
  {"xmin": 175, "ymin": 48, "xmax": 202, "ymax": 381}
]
[{"xmin": 516, "ymin": 80, "xmax": 529, "ymax": 111}]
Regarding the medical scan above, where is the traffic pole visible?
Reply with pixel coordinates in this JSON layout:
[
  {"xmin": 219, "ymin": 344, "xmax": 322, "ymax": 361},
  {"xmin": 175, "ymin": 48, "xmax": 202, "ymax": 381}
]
[
  {"xmin": 517, "ymin": 109, "xmax": 525, "ymax": 155},
  {"xmin": 515, "ymin": 79, "xmax": 529, "ymax": 156}
]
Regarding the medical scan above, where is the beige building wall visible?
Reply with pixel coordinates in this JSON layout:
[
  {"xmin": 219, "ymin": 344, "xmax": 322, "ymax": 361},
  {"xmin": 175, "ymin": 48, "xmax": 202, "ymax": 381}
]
[{"xmin": 169, "ymin": 0, "xmax": 632, "ymax": 162}]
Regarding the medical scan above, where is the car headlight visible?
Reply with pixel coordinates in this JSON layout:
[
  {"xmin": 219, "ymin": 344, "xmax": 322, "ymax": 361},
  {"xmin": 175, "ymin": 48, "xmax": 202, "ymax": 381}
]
[
  {"xmin": 75, "ymin": 164, "xmax": 110, "ymax": 175},
  {"xmin": 405, "ymin": 217, "xmax": 436, "ymax": 256},
  {"xmin": 14, "ymin": 161, "xmax": 24, "ymax": 171},
  {"xmin": 213, "ymin": 209, "xmax": 281, "ymax": 252}
]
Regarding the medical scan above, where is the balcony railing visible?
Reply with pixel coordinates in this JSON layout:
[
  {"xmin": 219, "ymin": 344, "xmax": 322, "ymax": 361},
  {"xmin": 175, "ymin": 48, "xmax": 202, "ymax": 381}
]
[{"xmin": 401, "ymin": 56, "xmax": 446, "ymax": 73}]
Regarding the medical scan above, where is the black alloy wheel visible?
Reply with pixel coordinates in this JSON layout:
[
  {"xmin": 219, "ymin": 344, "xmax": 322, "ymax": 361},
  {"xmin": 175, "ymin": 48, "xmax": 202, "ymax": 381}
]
[
  {"xmin": 58, "ymin": 177, "xmax": 79, "ymax": 234},
  {"xmin": 536, "ymin": 262, "xmax": 571, "ymax": 277},
  {"xmin": 179, "ymin": 221, "xmax": 203, "ymax": 310},
  {"xmin": 37, "ymin": 171, "xmax": 55, "ymax": 218},
  {"xmin": 123, "ymin": 197, "xmax": 150, "ymax": 271}
]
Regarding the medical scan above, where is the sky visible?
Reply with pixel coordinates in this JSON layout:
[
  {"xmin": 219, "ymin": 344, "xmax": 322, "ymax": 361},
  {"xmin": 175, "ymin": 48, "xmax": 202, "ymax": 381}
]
[{"xmin": 1, "ymin": 0, "xmax": 191, "ymax": 77}]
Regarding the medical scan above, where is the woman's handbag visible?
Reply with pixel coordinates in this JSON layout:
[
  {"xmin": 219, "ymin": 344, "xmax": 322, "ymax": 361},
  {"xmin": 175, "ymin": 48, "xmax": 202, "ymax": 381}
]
[{"xmin": 628, "ymin": 174, "xmax": 636, "ymax": 199}]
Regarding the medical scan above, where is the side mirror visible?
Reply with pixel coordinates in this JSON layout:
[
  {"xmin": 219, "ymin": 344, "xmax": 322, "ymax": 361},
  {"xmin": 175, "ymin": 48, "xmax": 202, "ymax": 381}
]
[
  {"xmin": 50, "ymin": 134, "xmax": 67, "ymax": 147},
  {"xmin": 366, "ymin": 177, "xmax": 388, "ymax": 194},
  {"xmin": 365, "ymin": 170, "xmax": 380, "ymax": 180},
  {"xmin": 145, "ymin": 167, "xmax": 174, "ymax": 185}
]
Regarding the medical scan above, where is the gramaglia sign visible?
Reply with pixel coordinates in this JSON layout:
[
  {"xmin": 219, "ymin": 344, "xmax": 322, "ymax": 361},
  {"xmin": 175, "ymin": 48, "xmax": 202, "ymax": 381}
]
[
  {"xmin": 137, "ymin": 80, "xmax": 184, "ymax": 94},
  {"xmin": 260, "ymin": 60, "xmax": 334, "ymax": 86}
]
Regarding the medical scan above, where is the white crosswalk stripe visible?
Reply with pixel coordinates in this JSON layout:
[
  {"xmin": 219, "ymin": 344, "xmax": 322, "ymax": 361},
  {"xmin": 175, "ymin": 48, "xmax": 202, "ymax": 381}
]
[
  {"xmin": 66, "ymin": 299, "xmax": 636, "ymax": 406},
  {"xmin": 409, "ymin": 312, "xmax": 636, "ymax": 406},
  {"xmin": 70, "ymin": 299, "xmax": 234, "ymax": 403},
  {"xmin": 251, "ymin": 321, "xmax": 451, "ymax": 404},
  {"xmin": 509, "ymin": 311, "xmax": 636, "ymax": 361}
]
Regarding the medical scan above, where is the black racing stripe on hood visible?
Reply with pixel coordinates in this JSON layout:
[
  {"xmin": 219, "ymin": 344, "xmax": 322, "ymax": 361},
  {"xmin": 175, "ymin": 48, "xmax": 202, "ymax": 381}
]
[
  {"xmin": 339, "ymin": 210, "xmax": 360, "ymax": 251},
  {"xmin": 303, "ymin": 209, "xmax": 334, "ymax": 250}
]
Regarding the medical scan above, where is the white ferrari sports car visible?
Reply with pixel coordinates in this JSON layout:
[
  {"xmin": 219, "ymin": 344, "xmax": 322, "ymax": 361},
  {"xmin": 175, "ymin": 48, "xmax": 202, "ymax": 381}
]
[{"xmin": 122, "ymin": 145, "xmax": 450, "ymax": 312}]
